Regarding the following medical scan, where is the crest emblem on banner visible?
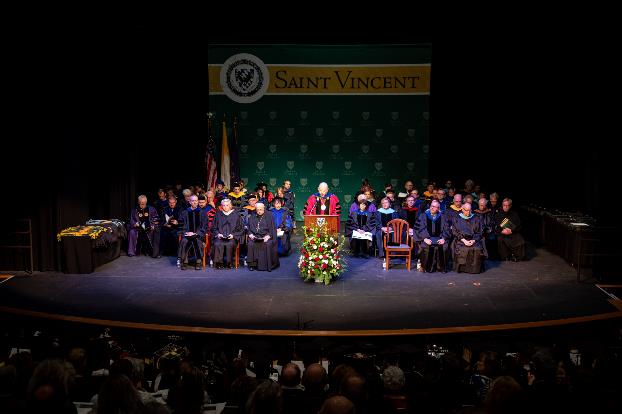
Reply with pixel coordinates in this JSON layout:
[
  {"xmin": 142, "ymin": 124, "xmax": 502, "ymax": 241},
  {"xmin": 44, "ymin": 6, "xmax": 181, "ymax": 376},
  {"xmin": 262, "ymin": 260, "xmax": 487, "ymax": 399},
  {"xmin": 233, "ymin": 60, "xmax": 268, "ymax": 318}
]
[
  {"xmin": 299, "ymin": 144, "xmax": 308, "ymax": 154},
  {"xmin": 344, "ymin": 127, "xmax": 352, "ymax": 137},
  {"xmin": 375, "ymin": 129, "xmax": 384, "ymax": 138},
  {"xmin": 391, "ymin": 111, "xmax": 399, "ymax": 120},
  {"xmin": 422, "ymin": 111, "xmax": 430, "ymax": 120},
  {"xmin": 331, "ymin": 178, "xmax": 340, "ymax": 188},
  {"xmin": 408, "ymin": 128, "xmax": 415, "ymax": 137},
  {"xmin": 332, "ymin": 145, "xmax": 340, "ymax": 154},
  {"xmin": 299, "ymin": 110, "xmax": 308, "ymax": 120},
  {"xmin": 240, "ymin": 145, "xmax": 248, "ymax": 153},
  {"xmin": 287, "ymin": 127, "xmax": 295, "ymax": 137},
  {"xmin": 220, "ymin": 53, "xmax": 269, "ymax": 104},
  {"xmin": 269, "ymin": 144, "xmax": 277, "ymax": 153},
  {"xmin": 315, "ymin": 161, "xmax": 323, "ymax": 170},
  {"xmin": 406, "ymin": 162, "xmax": 415, "ymax": 171},
  {"xmin": 422, "ymin": 145, "xmax": 429, "ymax": 154},
  {"xmin": 256, "ymin": 161, "xmax": 265, "ymax": 170},
  {"xmin": 361, "ymin": 145, "xmax": 370, "ymax": 154},
  {"xmin": 269, "ymin": 178, "xmax": 277, "ymax": 187},
  {"xmin": 300, "ymin": 177, "xmax": 308, "ymax": 187},
  {"xmin": 256, "ymin": 128, "xmax": 264, "ymax": 137},
  {"xmin": 268, "ymin": 111, "xmax": 277, "ymax": 120},
  {"xmin": 316, "ymin": 217, "xmax": 326, "ymax": 227},
  {"xmin": 361, "ymin": 112, "xmax": 370, "ymax": 121},
  {"xmin": 240, "ymin": 111, "xmax": 248, "ymax": 120},
  {"xmin": 344, "ymin": 161, "xmax": 352, "ymax": 170},
  {"xmin": 390, "ymin": 145, "xmax": 399, "ymax": 154},
  {"xmin": 344, "ymin": 194, "xmax": 352, "ymax": 203},
  {"xmin": 374, "ymin": 162, "xmax": 383, "ymax": 171},
  {"xmin": 287, "ymin": 160, "xmax": 295, "ymax": 170},
  {"xmin": 391, "ymin": 178, "xmax": 398, "ymax": 187},
  {"xmin": 315, "ymin": 128, "xmax": 324, "ymax": 137},
  {"xmin": 332, "ymin": 110, "xmax": 340, "ymax": 120}
]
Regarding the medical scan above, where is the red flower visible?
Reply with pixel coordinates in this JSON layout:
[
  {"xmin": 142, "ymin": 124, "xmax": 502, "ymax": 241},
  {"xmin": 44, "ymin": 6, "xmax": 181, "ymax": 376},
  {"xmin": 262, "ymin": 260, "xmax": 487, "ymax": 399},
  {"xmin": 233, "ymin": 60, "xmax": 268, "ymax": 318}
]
[
  {"xmin": 336, "ymin": 264, "xmax": 341, "ymax": 269},
  {"xmin": 314, "ymin": 257, "xmax": 320, "ymax": 262},
  {"xmin": 318, "ymin": 247, "xmax": 324, "ymax": 252},
  {"xmin": 321, "ymin": 263, "xmax": 327, "ymax": 269},
  {"xmin": 305, "ymin": 253, "xmax": 309, "ymax": 258},
  {"xmin": 317, "ymin": 234, "xmax": 321, "ymax": 238}
]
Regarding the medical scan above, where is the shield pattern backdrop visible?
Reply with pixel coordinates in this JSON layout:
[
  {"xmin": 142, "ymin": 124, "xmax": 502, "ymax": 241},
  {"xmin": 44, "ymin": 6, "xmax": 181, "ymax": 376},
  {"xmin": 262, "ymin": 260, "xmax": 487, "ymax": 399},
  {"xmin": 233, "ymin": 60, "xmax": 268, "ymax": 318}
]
[{"xmin": 209, "ymin": 45, "xmax": 430, "ymax": 221}]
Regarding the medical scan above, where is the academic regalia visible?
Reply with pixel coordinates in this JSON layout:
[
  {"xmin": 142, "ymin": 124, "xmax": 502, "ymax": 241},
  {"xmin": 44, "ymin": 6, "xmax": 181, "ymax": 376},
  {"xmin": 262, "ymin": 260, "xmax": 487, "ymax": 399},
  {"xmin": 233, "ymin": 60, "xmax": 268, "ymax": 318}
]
[
  {"xmin": 159, "ymin": 204, "xmax": 182, "ymax": 256},
  {"xmin": 346, "ymin": 209, "xmax": 376, "ymax": 257},
  {"xmin": 414, "ymin": 209, "xmax": 450, "ymax": 272},
  {"xmin": 475, "ymin": 207, "xmax": 497, "ymax": 260},
  {"xmin": 177, "ymin": 207, "xmax": 208, "ymax": 266},
  {"xmin": 128, "ymin": 206, "xmax": 160, "ymax": 257},
  {"xmin": 494, "ymin": 209, "xmax": 525, "ymax": 260},
  {"xmin": 374, "ymin": 207, "xmax": 401, "ymax": 258},
  {"xmin": 400, "ymin": 206, "xmax": 419, "ymax": 229},
  {"xmin": 270, "ymin": 207, "xmax": 293, "ymax": 256},
  {"xmin": 438, "ymin": 198, "xmax": 450, "ymax": 213},
  {"xmin": 451, "ymin": 213, "xmax": 485, "ymax": 273},
  {"xmin": 227, "ymin": 192, "xmax": 245, "ymax": 211},
  {"xmin": 304, "ymin": 192, "xmax": 341, "ymax": 215},
  {"xmin": 246, "ymin": 211, "xmax": 279, "ymax": 271},
  {"xmin": 349, "ymin": 201, "xmax": 377, "ymax": 214},
  {"xmin": 283, "ymin": 190, "xmax": 296, "ymax": 220},
  {"xmin": 211, "ymin": 209, "xmax": 243, "ymax": 267},
  {"xmin": 153, "ymin": 198, "xmax": 168, "ymax": 217}
]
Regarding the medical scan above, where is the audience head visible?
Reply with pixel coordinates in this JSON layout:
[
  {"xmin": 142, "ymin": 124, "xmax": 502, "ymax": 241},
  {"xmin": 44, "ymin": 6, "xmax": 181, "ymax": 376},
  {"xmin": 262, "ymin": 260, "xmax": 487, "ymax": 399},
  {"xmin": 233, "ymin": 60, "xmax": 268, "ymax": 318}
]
[
  {"xmin": 255, "ymin": 202, "xmax": 266, "ymax": 215},
  {"xmin": 380, "ymin": 197, "xmax": 391, "ymax": 209},
  {"xmin": 490, "ymin": 192, "xmax": 499, "ymax": 204},
  {"xmin": 319, "ymin": 395, "xmax": 355, "ymax": 414},
  {"xmin": 430, "ymin": 200, "xmax": 440, "ymax": 214},
  {"xmin": 406, "ymin": 196, "xmax": 415, "ymax": 208},
  {"xmin": 232, "ymin": 183, "xmax": 241, "ymax": 194},
  {"xmin": 382, "ymin": 365, "xmax": 405, "ymax": 393},
  {"xmin": 283, "ymin": 180, "xmax": 291, "ymax": 190},
  {"xmin": 216, "ymin": 180, "xmax": 224, "ymax": 191},
  {"xmin": 246, "ymin": 379, "xmax": 283, "ymax": 414},
  {"xmin": 358, "ymin": 201, "xmax": 367, "ymax": 211},
  {"xmin": 198, "ymin": 194, "xmax": 207, "ymax": 209},
  {"xmin": 484, "ymin": 375, "xmax": 523, "ymax": 414},
  {"xmin": 340, "ymin": 373, "xmax": 368, "ymax": 409},
  {"xmin": 464, "ymin": 194, "xmax": 474, "ymax": 205},
  {"xmin": 461, "ymin": 202, "xmax": 472, "ymax": 216},
  {"xmin": 404, "ymin": 180, "xmax": 413, "ymax": 191},
  {"xmin": 272, "ymin": 198, "xmax": 283, "ymax": 209},
  {"xmin": 157, "ymin": 189, "xmax": 166, "ymax": 200},
  {"xmin": 302, "ymin": 363, "xmax": 328, "ymax": 394},
  {"xmin": 437, "ymin": 188, "xmax": 446, "ymax": 200},
  {"xmin": 182, "ymin": 189, "xmax": 192, "ymax": 201},
  {"xmin": 279, "ymin": 363, "xmax": 301, "ymax": 387}
]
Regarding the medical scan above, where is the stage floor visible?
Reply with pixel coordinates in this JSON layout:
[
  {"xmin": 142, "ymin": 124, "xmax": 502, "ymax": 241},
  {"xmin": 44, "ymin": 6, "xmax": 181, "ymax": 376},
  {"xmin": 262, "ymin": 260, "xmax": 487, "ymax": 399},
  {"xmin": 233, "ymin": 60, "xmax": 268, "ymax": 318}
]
[{"xmin": 1, "ymin": 240, "xmax": 620, "ymax": 335}]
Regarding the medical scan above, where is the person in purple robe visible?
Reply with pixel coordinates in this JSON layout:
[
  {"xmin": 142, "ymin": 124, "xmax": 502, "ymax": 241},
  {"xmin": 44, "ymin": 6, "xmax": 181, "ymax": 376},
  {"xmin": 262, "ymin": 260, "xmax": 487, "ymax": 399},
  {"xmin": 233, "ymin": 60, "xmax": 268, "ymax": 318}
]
[{"xmin": 128, "ymin": 195, "xmax": 160, "ymax": 257}]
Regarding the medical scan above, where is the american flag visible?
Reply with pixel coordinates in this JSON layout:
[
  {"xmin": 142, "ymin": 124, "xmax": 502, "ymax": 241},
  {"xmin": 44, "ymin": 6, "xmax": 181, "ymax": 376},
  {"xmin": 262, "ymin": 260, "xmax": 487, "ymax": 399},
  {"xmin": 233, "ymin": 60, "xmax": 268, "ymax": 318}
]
[{"xmin": 206, "ymin": 114, "xmax": 218, "ymax": 190}]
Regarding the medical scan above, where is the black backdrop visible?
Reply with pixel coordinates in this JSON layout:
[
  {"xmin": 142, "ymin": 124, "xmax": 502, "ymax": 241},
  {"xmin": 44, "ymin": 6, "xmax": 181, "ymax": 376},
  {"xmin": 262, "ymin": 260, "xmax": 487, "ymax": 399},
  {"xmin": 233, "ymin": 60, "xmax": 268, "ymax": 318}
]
[{"xmin": 1, "ymin": 17, "xmax": 614, "ymax": 271}]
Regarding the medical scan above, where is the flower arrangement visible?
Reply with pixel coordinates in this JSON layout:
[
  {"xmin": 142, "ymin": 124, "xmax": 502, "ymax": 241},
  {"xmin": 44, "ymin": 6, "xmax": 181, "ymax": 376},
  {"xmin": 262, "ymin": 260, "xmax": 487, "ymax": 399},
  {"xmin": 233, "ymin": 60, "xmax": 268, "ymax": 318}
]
[
  {"xmin": 298, "ymin": 223, "xmax": 347, "ymax": 285},
  {"xmin": 57, "ymin": 225, "xmax": 109, "ymax": 241}
]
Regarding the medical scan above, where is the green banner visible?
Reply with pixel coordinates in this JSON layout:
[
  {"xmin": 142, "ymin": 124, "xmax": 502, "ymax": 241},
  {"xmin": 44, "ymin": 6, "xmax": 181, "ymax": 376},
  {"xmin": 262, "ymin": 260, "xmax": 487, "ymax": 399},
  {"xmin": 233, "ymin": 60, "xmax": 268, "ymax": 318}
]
[{"xmin": 208, "ymin": 45, "xmax": 431, "ymax": 221}]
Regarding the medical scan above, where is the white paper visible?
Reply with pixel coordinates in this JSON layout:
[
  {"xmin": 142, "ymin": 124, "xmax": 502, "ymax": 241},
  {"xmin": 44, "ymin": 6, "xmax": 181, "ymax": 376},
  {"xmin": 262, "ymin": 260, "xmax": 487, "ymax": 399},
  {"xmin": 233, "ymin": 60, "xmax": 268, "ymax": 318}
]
[
  {"xmin": 277, "ymin": 229, "xmax": 285, "ymax": 237},
  {"xmin": 321, "ymin": 359, "xmax": 329, "ymax": 373},
  {"xmin": 352, "ymin": 231, "xmax": 372, "ymax": 241},
  {"xmin": 398, "ymin": 192, "xmax": 409, "ymax": 198},
  {"xmin": 570, "ymin": 222, "xmax": 589, "ymax": 227}
]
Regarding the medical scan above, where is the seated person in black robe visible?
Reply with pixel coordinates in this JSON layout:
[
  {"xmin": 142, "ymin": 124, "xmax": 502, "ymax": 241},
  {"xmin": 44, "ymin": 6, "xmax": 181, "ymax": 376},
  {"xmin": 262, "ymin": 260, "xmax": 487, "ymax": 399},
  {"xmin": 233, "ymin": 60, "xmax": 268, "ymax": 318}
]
[
  {"xmin": 128, "ymin": 195, "xmax": 160, "ymax": 257},
  {"xmin": 211, "ymin": 198, "xmax": 243, "ymax": 269},
  {"xmin": 374, "ymin": 197, "xmax": 401, "ymax": 259},
  {"xmin": 246, "ymin": 202, "xmax": 279, "ymax": 271},
  {"xmin": 451, "ymin": 202, "xmax": 486, "ymax": 273},
  {"xmin": 494, "ymin": 198, "xmax": 525, "ymax": 261},
  {"xmin": 177, "ymin": 195, "xmax": 208, "ymax": 270},
  {"xmin": 475, "ymin": 197, "xmax": 497, "ymax": 260},
  {"xmin": 414, "ymin": 200, "xmax": 450, "ymax": 273},
  {"xmin": 159, "ymin": 195, "xmax": 182, "ymax": 256},
  {"xmin": 346, "ymin": 201, "xmax": 376, "ymax": 259}
]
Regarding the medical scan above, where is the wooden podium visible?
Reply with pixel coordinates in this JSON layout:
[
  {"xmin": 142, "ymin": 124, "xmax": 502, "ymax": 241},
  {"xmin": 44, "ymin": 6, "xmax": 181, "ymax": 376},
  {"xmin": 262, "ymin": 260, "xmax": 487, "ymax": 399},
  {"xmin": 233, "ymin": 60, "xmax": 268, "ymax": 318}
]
[{"xmin": 304, "ymin": 214, "xmax": 340, "ymax": 235}]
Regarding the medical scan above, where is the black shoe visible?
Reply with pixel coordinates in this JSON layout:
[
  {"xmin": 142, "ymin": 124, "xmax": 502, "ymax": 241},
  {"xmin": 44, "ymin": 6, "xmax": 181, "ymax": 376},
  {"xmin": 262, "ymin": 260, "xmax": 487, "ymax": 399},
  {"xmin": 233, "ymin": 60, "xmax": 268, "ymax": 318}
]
[
  {"xmin": 215, "ymin": 263, "xmax": 223, "ymax": 269},
  {"xmin": 180, "ymin": 264, "xmax": 187, "ymax": 270},
  {"xmin": 227, "ymin": 263, "xmax": 234, "ymax": 269},
  {"xmin": 195, "ymin": 263, "xmax": 202, "ymax": 270},
  {"xmin": 248, "ymin": 266, "xmax": 255, "ymax": 271},
  {"xmin": 511, "ymin": 256, "xmax": 518, "ymax": 262}
]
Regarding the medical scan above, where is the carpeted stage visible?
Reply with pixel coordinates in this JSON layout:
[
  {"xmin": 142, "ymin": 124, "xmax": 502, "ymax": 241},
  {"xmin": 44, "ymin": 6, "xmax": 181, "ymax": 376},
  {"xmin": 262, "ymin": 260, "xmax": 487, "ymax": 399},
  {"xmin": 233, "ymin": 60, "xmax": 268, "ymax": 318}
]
[{"xmin": 1, "ymin": 238, "xmax": 621, "ymax": 335}]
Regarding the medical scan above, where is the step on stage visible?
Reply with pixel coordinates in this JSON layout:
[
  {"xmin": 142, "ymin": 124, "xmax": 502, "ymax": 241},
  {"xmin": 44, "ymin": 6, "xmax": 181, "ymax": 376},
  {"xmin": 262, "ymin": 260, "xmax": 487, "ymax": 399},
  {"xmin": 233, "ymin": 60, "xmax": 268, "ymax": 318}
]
[{"xmin": 1, "ymin": 242, "xmax": 621, "ymax": 336}]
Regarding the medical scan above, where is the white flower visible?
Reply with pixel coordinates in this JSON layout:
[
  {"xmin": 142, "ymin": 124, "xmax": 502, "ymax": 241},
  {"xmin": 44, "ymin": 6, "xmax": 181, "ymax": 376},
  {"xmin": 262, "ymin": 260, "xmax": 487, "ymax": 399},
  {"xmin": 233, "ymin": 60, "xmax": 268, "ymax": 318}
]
[
  {"xmin": 313, "ymin": 245, "xmax": 318, "ymax": 249},
  {"xmin": 331, "ymin": 249, "xmax": 335, "ymax": 254},
  {"xmin": 323, "ymin": 259, "xmax": 329, "ymax": 264},
  {"xmin": 318, "ymin": 255, "xmax": 323, "ymax": 259}
]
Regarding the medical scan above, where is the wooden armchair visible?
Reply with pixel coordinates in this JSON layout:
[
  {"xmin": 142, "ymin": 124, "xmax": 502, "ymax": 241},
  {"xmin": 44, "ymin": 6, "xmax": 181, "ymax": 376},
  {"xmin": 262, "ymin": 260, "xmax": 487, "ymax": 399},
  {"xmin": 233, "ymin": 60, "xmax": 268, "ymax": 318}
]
[{"xmin": 383, "ymin": 219, "xmax": 414, "ymax": 270}]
